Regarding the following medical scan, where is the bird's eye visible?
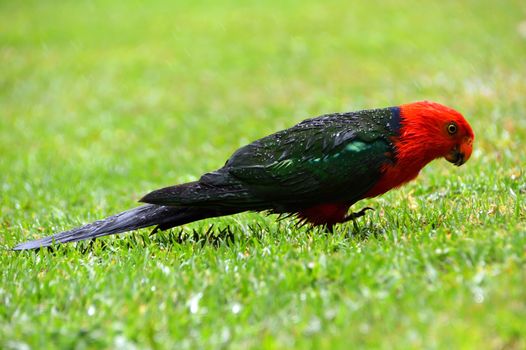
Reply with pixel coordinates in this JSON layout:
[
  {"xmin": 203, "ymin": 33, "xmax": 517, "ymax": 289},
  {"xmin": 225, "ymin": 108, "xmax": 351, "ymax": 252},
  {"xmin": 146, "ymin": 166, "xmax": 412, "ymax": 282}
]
[{"xmin": 447, "ymin": 122, "xmax": 457, "ymax": 135}]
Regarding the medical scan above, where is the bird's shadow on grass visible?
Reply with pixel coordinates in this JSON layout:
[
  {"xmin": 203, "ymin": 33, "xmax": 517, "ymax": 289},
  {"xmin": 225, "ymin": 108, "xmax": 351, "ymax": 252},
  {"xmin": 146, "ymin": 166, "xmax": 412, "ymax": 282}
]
[
  {"xmin": 338, "ymin": 220, "xmax": 386, "ymax": 242},
  {"xmin": 18, "ymin": 217, "xmax": 386, "ymax": 256},
  {"xmin": 23, "ymin": 225, "xmax": 237, "ymax": 255}
]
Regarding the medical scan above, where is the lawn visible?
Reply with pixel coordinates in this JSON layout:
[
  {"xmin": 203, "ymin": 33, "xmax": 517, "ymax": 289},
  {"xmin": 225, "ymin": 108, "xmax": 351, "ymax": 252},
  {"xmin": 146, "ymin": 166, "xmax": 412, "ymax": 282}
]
[{"xmin": 1, "ymin": 0, "xmax": 525, "ymax": 349}]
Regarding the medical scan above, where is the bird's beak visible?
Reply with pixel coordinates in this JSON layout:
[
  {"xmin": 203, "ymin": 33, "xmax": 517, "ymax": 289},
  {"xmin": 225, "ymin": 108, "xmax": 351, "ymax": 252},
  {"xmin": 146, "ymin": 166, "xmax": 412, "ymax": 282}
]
[
  {"xmin": 445, "ymin": 137, "xmax": 473, "ymax": 167},
  {"xmin": 446, "ymin": 149, "xmax": 465, "ymax": 166}
]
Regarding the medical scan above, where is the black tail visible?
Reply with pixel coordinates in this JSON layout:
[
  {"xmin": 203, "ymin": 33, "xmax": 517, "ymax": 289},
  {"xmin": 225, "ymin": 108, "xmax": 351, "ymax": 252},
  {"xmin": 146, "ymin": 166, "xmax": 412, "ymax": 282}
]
[{"xmin": 13, "ymin": 204, "xmax": 231, "ymax": 250}]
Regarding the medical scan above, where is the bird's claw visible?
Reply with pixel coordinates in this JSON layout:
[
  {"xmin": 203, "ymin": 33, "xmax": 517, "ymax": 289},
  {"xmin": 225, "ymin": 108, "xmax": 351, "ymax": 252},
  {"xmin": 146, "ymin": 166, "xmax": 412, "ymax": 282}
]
[
  {"xmin": 324, "ymin": 207, "xmax": 374, "ymax": 233},
  {"xmin": 343, "ymin": 207, "xmax": 374, "ymax": 222}
]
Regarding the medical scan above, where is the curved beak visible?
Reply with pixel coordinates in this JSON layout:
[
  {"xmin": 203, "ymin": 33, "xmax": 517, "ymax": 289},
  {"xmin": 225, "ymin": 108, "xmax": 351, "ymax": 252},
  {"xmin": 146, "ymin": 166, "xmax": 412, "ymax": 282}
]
[
  {"xmin": 446, "ymin": 149, "xmax": 465, "ymax": 166},
  {"xmin": 445, "ymin": 137, "xmax": 473, "ymax": 167}
]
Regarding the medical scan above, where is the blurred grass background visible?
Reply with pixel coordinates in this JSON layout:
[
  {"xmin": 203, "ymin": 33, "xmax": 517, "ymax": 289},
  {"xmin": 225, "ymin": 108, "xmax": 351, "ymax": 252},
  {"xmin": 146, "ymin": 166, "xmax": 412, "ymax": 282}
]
[{"xmin": 1, "ymin": 0, "xmax": 525, "ymax": 349}]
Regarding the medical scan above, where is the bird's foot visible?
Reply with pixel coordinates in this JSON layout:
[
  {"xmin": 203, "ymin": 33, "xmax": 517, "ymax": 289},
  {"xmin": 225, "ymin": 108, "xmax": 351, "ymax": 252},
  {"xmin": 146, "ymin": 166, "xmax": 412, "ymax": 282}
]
[
  {"xmin": 343, "ymin": 207, "xmax": 373, "ymax": 233},
  {"xmin": 323, "ymin": 207, "xmax": 374, "ymax": 233},
  {"xmin": 342, "ymin": 207, "xmax": 374, "ymax": 223}
]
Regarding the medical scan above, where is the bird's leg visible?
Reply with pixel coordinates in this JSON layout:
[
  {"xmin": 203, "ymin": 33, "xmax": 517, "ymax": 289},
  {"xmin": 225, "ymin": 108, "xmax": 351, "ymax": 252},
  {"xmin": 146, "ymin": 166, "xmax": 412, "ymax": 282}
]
[
  {"xmin": 345, "ymin": 207, "xmax": 374, "ymax": 232},
  {"xmin": 342, "ymin": 207, "xmax": 374, "ymax": 231},
  {"xmin": 342, "ymin": 207, "xmax": 374, "ymax": 222},
  {"xmin": 323, "ymin": 207, "xmax": 373, "ymax": 233}
]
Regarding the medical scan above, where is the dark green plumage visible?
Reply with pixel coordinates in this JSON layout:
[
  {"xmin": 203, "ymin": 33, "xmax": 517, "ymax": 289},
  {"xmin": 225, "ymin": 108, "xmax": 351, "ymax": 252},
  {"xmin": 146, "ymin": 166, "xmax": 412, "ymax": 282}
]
[{"xmin": 141, "ymin": 107, "xmax": 401, "ymax": 212}]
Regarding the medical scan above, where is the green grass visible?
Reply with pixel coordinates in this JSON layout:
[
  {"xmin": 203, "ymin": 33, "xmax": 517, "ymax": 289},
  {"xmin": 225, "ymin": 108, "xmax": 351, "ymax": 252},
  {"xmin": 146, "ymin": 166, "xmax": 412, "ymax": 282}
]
[{"xmin": 1, "ymin": 0, "xmax": 526, "ymax": 348}]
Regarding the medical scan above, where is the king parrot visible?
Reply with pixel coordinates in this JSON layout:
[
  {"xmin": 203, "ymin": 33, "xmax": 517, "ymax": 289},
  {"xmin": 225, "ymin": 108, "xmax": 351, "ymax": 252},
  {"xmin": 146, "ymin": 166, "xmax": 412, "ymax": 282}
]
[{"xmin": 13, "ymin": 100, "xmax": 474, "ymax": 250}]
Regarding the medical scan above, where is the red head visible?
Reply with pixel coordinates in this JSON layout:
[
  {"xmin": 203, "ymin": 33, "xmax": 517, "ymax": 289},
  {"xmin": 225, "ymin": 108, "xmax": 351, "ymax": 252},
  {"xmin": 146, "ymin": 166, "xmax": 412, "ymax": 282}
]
[
  {"xmin": 398, "ymin": 101, "xmax": 474, "ymax": 167},
  {"xmin": 363, "ymin": 100, "xmax": 474, "ymax": 200}
]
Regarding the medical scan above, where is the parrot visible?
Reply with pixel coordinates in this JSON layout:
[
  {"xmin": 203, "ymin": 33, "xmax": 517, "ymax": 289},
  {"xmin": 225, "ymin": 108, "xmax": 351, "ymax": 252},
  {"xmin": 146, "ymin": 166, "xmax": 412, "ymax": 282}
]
[{"xmin": 13, "ymin": 100, "xmax": 474, "ymax": 250}]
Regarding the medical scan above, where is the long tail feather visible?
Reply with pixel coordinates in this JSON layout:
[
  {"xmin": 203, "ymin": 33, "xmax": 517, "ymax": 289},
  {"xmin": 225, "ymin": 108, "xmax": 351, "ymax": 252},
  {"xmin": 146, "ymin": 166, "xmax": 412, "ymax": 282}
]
[{"xmin": 13, "ymin": 204, "xmax": 229, "ymax": 250}]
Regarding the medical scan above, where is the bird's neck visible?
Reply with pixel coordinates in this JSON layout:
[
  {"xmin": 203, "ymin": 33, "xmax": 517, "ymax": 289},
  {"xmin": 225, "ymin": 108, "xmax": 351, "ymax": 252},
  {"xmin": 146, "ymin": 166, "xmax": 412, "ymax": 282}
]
[{"xmin": 362, "ymin": 111, "xmax": 443, "ymax": 199}]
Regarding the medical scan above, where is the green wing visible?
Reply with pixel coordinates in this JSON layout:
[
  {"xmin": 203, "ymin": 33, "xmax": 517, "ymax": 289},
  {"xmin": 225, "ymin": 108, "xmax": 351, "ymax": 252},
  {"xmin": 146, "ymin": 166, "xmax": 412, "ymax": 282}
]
[
  {"xmin": 141, "ymin": 108, "xmax": 399, "ymax": 211},
  {"xmin": 200, "ymin": 109, "xmax": 397, "ymax": 209},
  {"xmin": 220, "ymin": 128, "xmax": 391, "ymax": 208}
]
